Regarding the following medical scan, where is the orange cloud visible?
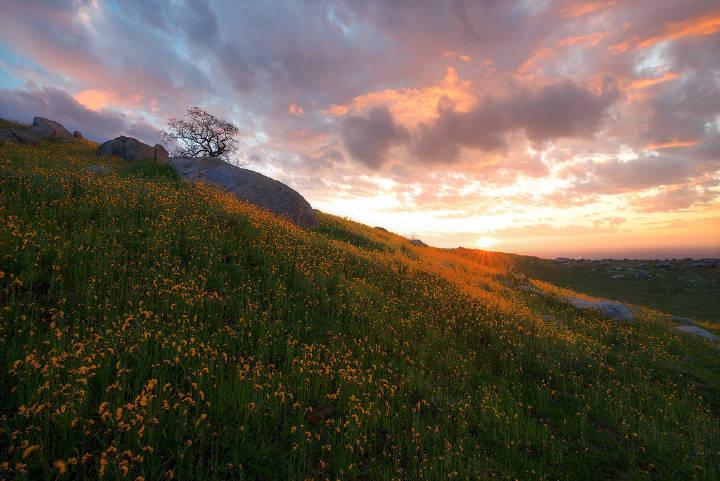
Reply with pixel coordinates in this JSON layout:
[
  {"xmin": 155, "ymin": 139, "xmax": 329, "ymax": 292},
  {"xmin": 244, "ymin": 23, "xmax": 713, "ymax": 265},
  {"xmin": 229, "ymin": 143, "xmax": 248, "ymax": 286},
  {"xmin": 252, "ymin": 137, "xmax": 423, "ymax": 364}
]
[
  {"xmin": 646, "ymin": 139, "xmax": 700, "ymax": 150},
  {"xmin": 520, "ymin": 32, "xmax": 610, "ymax": 74},
  {"xmin": 288, "ymin": 103, "xmax": 304, "ymax": 116},
  {"xmin": 324, "ymin": 67, "xmax": 475, "ymax": 128},
  {"xmin": 442, "ymin": 51, "xmax": 472, "ymax": 62},
  {"xmin": 269, "ymin": 128, "xmax": 332, "ymax": 151},
  {"xmin": 629, "ymin": 71, "xmax": 680, "ymax": 89},
  {"xmin": 74, "ymin": 89, "xmax": 144, "ymax": 111},
  {"xmin": 561, "ymin": 1, "xmax": 616, "ymax": 18},
  {"xmin": 611, "ymin": 11, "xmax": 720, "ymax": 52},
  {"xmin": 74, "ymin": 89, "xmax": 115, "ymax": 111}
]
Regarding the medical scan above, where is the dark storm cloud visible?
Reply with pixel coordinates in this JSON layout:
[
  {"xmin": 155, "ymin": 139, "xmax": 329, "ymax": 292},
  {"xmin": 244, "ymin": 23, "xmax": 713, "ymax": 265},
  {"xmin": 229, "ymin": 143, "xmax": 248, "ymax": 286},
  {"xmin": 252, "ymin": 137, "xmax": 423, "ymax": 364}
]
[
  {"xmin": 412, "ymin": 81, "xmax": 620, "ymax": 164},
  {"xmin": 341, "ymin": 106, "xmax": 409, "ymax": 169}
]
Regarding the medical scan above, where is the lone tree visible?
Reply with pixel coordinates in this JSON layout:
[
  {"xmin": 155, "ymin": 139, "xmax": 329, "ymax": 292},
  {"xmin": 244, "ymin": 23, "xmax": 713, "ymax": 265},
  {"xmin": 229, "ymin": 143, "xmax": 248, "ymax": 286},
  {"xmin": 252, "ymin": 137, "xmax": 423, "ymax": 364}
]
[{"xmin": 160, "ymin": 106, "xmax": 239, "ymax": 161}]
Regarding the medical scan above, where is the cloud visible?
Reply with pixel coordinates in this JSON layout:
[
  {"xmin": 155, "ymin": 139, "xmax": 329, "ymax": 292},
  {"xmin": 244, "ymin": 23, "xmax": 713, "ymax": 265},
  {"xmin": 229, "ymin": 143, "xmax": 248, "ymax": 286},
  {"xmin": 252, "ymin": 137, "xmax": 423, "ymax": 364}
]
[
  {"xmin": 493, "ymin": 222, "xmax": 622, "ymax": 239},
  {"xmin": 629, "ymin": 72, "xmax": 680, "ymax": 89},
  {"xmin": 341, "ymin": 106, "xmax": 409, "ymax": 169},
  {"xmin": 611, "ymin": 11, "xmax": 720, "ymax": 52},
  {"xmin": 288, "ymin": 104, "xmax": 304, "ymax": 116},
  {"xmin": 0, "ymin": 85, "xmax": 159, "ymax": 144},
  {"xmin": 0, "ymin": 0, "xmax": 719, "ymax": 252},
  {"xmin": 646, "ymin": 139, "xmax": 699, "ymax": 150},
  {"xmin": 632, "ymin": 183, "xmax": 719, "ymax": 212},
  {"xmin": 570, "ymin": 139, "xmax": 720, "ymax": 194},
  {"xmin": 412, "ymin": 80, "xmax": 620, "ymax": 163},
  {"xmin": 560, "ymin": 1, "xmax": 617, "ymax": 18}
]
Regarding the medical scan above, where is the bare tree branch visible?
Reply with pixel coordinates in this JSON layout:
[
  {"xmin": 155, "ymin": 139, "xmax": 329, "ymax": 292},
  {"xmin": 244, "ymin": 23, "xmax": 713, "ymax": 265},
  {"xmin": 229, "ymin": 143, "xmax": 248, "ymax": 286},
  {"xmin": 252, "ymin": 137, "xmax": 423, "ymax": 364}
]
[{"xmin": 159, "ymin": 106, "xmax": 240, "ymax": 161}]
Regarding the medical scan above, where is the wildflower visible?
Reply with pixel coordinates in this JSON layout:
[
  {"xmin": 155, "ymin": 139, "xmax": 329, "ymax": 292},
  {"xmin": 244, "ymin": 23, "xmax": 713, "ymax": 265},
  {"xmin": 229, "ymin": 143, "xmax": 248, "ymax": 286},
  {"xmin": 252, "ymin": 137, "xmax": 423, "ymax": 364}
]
[
  {"xmin": 22, "ymin": 444, "xmax": 41, "ymax": 459},
  {"xmin": 195, "ymin": 413, "xmax": 208, "ymax": 427},
  {"xmin": 53, "ymin": 459, "xmax": 67, "ymax": 474}
]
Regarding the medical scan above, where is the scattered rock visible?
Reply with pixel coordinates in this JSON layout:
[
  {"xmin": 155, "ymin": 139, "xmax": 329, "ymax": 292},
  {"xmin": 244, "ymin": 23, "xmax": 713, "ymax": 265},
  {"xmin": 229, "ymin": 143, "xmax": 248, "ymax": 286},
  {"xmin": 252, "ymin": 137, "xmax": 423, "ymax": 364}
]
[
  {"xmin": 564, "ymin": 297, "xmax": 635, "ymax": 321},
  {"xmin": 690, "ymin": 259, "xmax": 720, "ymax": 268},
  {"xmin": 97, "ymin": 136, "xmax": 169, "ymax": 161},
  {"xmin": 169, "ymin": 156, "xmax": 318, "ymax": 228},
  {"xmin": 87, "ymin": 165, "xmax": 112, "ymax": 175},
  {"xmin": 520, "ymin": 285, "xmax": 544, "ymax": 295},
  {"xmin": 0, "ymin": 117, "xmax": 73, "ymax": 144},
  {"xmin": 671, "ymin": 315, "xmax": 696, "ymax": 325},
  {"xmin": 675, "ymin": 325, "xmax": 719, "ymax": 341},
  {"xmin": 410, "ymin": 239, "xmax": 428, "ymax": 247},
  {"xmin": 0, "ymin": 130, "xmax": 22, "ymax": 144}
]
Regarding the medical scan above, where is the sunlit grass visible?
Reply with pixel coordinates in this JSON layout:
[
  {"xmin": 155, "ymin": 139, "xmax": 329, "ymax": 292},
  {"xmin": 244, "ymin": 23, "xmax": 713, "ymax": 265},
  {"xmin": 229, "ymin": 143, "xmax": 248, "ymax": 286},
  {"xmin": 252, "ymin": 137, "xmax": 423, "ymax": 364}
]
[{"xmin": 0, "ymin": 140, "xmax": 719, "ymax": 480}]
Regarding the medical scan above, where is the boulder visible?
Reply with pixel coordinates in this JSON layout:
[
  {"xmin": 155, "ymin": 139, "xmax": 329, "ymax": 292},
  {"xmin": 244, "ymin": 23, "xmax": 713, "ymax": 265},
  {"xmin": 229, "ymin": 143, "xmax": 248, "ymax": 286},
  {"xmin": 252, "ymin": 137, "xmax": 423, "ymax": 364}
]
[
  {"xmin": 73, "ymin": 130, "xmax": 84, "ymax": 139},
  {"xmin": 0, "ymin": 117, "xmax": 73, "ymax": 144},
  {"xmin": 97, "ymin": 136, "xmax": 169, "ymax": 161},
  {"xmin": 564, "ymin": 297, "xmax": 635, "ymax": 321},
  {"xmin": 169, "ymin": 156, "xmax": 318, "ymax": 228},
  {"xmin": 671, "ymin": 315, "xmax": 696, "ymax": 325},
  {"xmin": 521, "ymin": 282, "xmax": 634, "ymax": 321},
  {"xmin": 29, "ymin": 117, "xmax": 73, "ymax": 139},
  {"xmin": 0, "ymin": 130, "xmax": 22, "ymax": 144},
  {"xmin": 675, "ymin": 325, "xmax": 719, "ymax": 341}
]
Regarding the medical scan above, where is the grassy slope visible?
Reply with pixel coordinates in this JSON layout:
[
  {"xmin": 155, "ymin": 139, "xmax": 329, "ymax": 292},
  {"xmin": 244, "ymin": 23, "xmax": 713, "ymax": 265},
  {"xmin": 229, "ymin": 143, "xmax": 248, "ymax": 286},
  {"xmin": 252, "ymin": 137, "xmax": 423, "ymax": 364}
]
[
  {"xmin": 0, "ymin": 119, "xmax": 29, "ymax": 131},
  {"xmin": 0, "ymin": 140, "xmax": 719, "ymax": 481},
  {"xmin": 515, "ymin": 256, "xmax": 719, "ymax": 322},
  {"xmin": 448, "ymin": 248, "xmax": 720, "ymax": 323}
]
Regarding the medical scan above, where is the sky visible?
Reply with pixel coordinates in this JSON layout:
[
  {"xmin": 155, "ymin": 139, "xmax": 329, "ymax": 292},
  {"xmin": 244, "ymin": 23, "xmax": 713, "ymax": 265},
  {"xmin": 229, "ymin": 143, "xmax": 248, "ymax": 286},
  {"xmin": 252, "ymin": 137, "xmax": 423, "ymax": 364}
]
[{"xmin": 0, "ymin": 0, "xmax": 719, "ymax": 259}]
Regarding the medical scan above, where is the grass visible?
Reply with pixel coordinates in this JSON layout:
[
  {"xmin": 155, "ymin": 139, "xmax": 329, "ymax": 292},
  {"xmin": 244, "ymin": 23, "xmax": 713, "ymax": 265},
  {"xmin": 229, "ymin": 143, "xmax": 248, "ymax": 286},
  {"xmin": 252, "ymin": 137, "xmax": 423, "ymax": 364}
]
[
  {"xmin": 0, "ymin": 119, "xmax": 29, "ymax": 131},
  {"xmin": 510, "ymin": 256, "xmax": 720, "ymax": 322},
  {"xmin": 1, "ymin": 139, "xmax": 719, "ymax": 480}
]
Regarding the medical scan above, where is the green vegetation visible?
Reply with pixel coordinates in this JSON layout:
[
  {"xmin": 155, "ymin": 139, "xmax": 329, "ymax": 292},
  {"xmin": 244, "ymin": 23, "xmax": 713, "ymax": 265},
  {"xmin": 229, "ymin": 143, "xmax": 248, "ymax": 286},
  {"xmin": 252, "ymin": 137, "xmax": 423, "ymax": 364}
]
[
  {"xmin": 1, "ymin": 139, "xmax": 719, "ymax": 480},
  {"xmin": 0, "ymin": 119, "xmax": 29, "ymax": 131},
  {"xmin": 512, "ymin": 256, "xmax": 720, "ymax": 322}
]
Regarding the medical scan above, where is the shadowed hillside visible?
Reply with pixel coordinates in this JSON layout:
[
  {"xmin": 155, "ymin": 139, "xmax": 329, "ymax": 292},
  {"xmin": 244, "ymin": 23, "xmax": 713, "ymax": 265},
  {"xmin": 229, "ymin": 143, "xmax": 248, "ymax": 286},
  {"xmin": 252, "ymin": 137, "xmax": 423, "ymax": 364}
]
[{"xmin": 1, "ymin": 140, "xmax": 719, "ymax": 480}]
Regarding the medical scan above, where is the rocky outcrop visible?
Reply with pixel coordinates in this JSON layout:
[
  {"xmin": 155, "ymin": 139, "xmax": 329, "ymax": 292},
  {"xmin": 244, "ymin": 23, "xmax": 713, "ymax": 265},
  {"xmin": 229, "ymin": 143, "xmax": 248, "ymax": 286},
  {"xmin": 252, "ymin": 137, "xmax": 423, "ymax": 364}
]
[
  {"xmin": 564, "ymin": 297, "xmax": 635, "ymax": 321},
  {"xmin": 169, "ymin": 156, "xmax": 318, "ymax": 228},
  {"xmin": 97, "ymin": 136, "xmax": 169, "ymax": 161},
  {"xmin": 675, "ymin": 325, "xmax": 719, "ymax": 341},
  {"xmin": 0, "ymin": 117, "xmax": 74, "ymax": 144},
  {"xmin": 521, "ymin": 283, "xmax": 635, "ymax": 321},
  {"xmin": 410, "ymin": 239, "xmax": 428, "ymax": 247}
]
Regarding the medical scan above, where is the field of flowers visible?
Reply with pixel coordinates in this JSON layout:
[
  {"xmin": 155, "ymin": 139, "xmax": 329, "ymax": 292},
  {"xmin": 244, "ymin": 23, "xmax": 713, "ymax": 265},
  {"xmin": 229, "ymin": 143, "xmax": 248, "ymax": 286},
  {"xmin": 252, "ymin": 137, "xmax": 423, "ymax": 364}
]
[{"xmin": 1, "ymin": 140, "xmax": 719, "ymax": 480}]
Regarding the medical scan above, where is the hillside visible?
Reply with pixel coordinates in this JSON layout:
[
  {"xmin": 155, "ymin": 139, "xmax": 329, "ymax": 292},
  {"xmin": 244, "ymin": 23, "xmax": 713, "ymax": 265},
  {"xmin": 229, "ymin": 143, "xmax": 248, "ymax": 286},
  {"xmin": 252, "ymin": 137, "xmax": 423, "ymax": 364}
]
[
  {"xmin": 1, "ymin": 139, "xmax": 719, "ymax": 480},
  {"xmin": 449, "ymin": 248, "xmax": 720, "ymax": 323},
  {"xmin": 512, "ymin": 256, "xmax": 720, "ymax": 323}
]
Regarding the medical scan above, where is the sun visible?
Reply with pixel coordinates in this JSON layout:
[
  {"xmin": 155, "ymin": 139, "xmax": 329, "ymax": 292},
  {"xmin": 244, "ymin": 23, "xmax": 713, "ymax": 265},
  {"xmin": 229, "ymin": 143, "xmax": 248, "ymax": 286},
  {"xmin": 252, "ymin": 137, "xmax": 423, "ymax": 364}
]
[{"xmin": 474, "ymin": 236, "xmax": 497, "ymax": 249}]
